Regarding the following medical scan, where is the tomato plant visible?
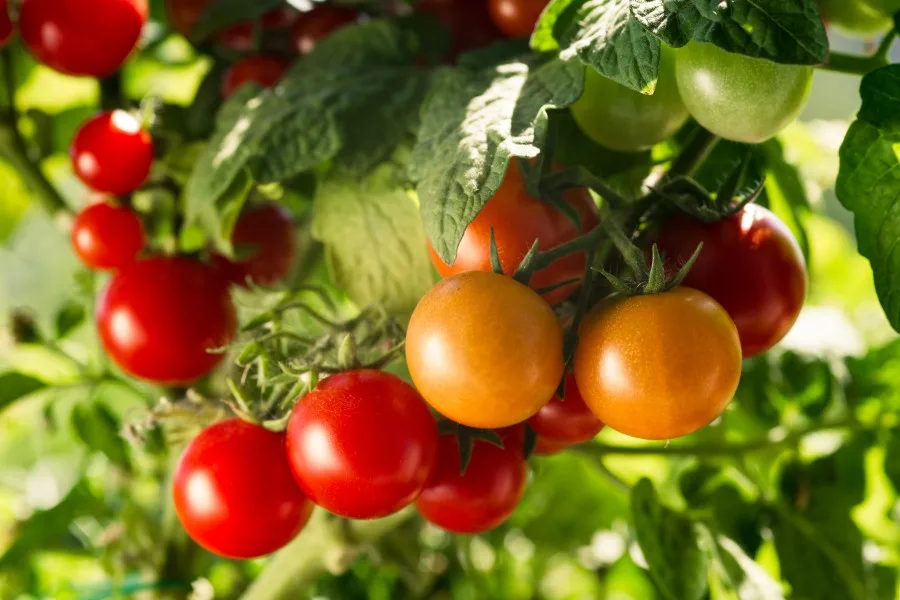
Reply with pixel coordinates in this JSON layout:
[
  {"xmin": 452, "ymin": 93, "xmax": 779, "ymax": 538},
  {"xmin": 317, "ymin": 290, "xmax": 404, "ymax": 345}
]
[
  {"xmin": 71, "ymin": 200, "xmax": 144, "ymax": 270},
  {"xmin": 291, "ymin": 5, "xmax": 359, "ymax": 55},
  {"xmin": 70, "ymin": 111, "xmax": 154, "ymax": 196},
  {"xmin": 527, "ymin": 372, "xmax": 604, "ymax": 445},
  {"xmin": 488, "ymin": 0, "xmax": 548, "ymax": 38},
  {"xmin": 221, "ymin": 56, "xmax": 290, "ymax": 98},
  {"xmin": 213, "ymin": 203, "xmax": 297, "ymax": 287}
]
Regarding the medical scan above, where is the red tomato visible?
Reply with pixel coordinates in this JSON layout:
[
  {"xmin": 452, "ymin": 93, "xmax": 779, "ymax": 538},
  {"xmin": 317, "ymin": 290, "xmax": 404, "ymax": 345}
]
[
  {"xmin": 165, "ymin": 0, "xmax": 209, "ymax": 37},
  {"xmin": 97, "ymin": 256, "xmax": 236, "ymax": 384},
  {"xmin": 71, "ymin": 111, "xmax": 154, "ymax": 196},
  {"xmin": 71, "ymin": 200, "xmax": 145, "ymax": 271},
  {"xmin": 291, "ymin": 6, "xmax": 358, "ymax": 55},
  {"xmin": 417, "ymin": 0, "xmax": 504, "ymax": 58},
  {"xmin": 221, "ymin": 56, "xmax": 289, "ymax": 98},
  {"xmin": 527, "ymin": 372, "xmax": 604, "ymax": 444},
  {"xmin": 173, "ymin": 419, "xmax": 314, "ymax": 559},
  {"xmin": 488, "ymin": 0, "xmax": 548, "ymax": 38},
  {"xmin": 429, "ymin": 161, "xmax": 599, "ymax": 305},
  {"xmin": 654, "ymin": 203, "xmax": 807, "ymax": 357},
  {"xmin": 218, "ymin": 7, "xmax": 298, "ymax": 51},
  {"xmin": 534, "ymin": 435, "xmax": 568, "ymax": 456},
  {"xmin": 213, "ymin": 203, "xmax": 296, "ymax": 287},
  {"xmin": 0, "ymin": 0, "xmax": 13, "ymax": 48},
  {"xmin": 19, "ymin": 0, "xmax": 147, "ymax": 77},
  {"xmin": 286, "ymin": 370, "xmax": 439, "ymax": 519},
  {"xmin": 415, "ymin": 429, "xmax": 527, "ymax": 533}
]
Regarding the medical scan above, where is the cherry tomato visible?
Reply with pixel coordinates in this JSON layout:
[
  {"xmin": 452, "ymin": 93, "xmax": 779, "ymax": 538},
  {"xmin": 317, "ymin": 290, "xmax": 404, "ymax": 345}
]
[
  {"xmin": 418, "ymin": 0, "xmax": 504, "ymax": 58},
  {"xmin": 429, "ymin": 161, "xmax": 599, "ymax": 305},
  {"xmin": 219, "ymin": 7, "xmax": 298, "ymax": 50},
  {"xmin": 71, "ymin": 111, "xmax": 154, "ymax": 196},
  {"xmin": 654, "ymin": 204, "xmax": 807, "ymax": 358},
  {"xmin": 71, "ymin": 200, "xmax": 145, "ymax": 271},
  {"xmin": 221, "ymin": 56, "xmax": 289, "ymax": 98},
  {"xmin": 406, "ymin": 271, "xmax": 564, "ymax": 429},
  {"xmin": 415, "ymin": 430, "xmax": 527, "ymax": 533},
  {"xmin": 0, "ymin": 0, "xmax": 13, "ymax": 49},
  {"xmin": 527, "ymin": 372, "xmax": 604, "ymax": 444},
  {"xmin": 166, "ymin": 0, "xmax": 209, "ymax": 37},
  {"xmin": 291, "ymin": 6, "xmax": 358, "ymax": 55},
  {"xmin": 488, "ymin": 0, "xmax": 548, "ymax": 38},
  {"xmin": 213, "ymin": 203, "xmax": 296, "ymax": 287},
  {"xmin": 19, "ymin": 0, "xmax": 147, "ymax": 77},
  {"xmin": 97, "ymin": 256, "xmax": 236, "ymax": 384},
  {"xmin": 573, "ymin": 287, "xmax": 741, "ymax": 441},
  {"xmin": 286, "ymin": 370, "xmax": 438, "ymax": 520},
  {"xmin": 534, "ymin": 435, "xmax": 569, "ymax": 456},
  {"xmin": 173, "ymin": 419, "xmax": 314, "ymax": 559},
  {"xmin": 675, "ymin": 42, "xmax": 812, "ymax": 144},
  {"xmin": 817, "ymin": 0, "xmax": 893, "ymax": 35}
]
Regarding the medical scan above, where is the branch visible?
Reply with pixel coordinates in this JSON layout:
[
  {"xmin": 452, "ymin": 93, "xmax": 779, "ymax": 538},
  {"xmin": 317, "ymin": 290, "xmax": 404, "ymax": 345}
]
[{"xmin": 822, "ymin": 50, "xmax": 889, "ymax": 76}]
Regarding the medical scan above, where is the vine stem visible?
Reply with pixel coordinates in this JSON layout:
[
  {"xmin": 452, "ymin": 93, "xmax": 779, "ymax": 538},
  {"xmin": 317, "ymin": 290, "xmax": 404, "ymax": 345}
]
[{"xmin": 823, "ymin": 49, "xmax": 890, "ymax": 76}]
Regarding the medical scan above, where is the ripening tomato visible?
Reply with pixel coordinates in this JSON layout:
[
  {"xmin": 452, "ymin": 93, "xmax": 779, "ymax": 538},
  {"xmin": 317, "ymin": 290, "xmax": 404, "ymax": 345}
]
[
  {"xmin": 675, "ymin": 42, "xmax": 812, "ymax": 144},
  {"xmin": 213, "ymin": 203, "xmax": 296, "ymax": 287},
  {"xmin": 574, "ymin": 287, "xmax": 741, "ymax": 440},
  {"xmin": 71, "ymin": 200, "xmax": 144, "ymax": 270},
  {"xmin": 291, "ymin": 5, "xmax": 358, "ymax": 55},
  {"xmin": 533, "ymin": 435, "xmax": 568, "ymax": 456},
  {"xmin": 0, "ymin": 0, "xmax": 13, "ymax": 48},
  {"xmin": 527, "ymin": 372, "xmax": 604, "ymax": 445},
  {"xmin": 416, "ymin": 430, "xmax": 527, "ymax": 534},
  {"xmin": 97, "ymin": 256, "xmax": 236, "ymax": 384},
  {"xmin": 219, "ymin": 7, "xmax": 298, "ymax": 50},
  {"xmin": 19, "ymin": 0, "xmax": 147, "ymax": 77},
  {"xmin": 488, "ymin": 0, "xmax": 548, "ymax": 38},
  {"xmin": 71, "ymin": 111, "xmax": 154, "ymax": 196},
  {"xmin": 418, "ymin": 0, "xmax": 504, "ymax": 58},
  {"xmin": 406, "ymin": 271, "xmax": 564, "ymax": 429},
  {"xmin": 221, "ymin": 56, "xmax": 289, "ymax": 98},
  {"xmin": 173, "ymin": 419, "xmax": 314, "ymax": 559},
  {"xmin": 286, "ymin": 370, "xmax": 438, "ymax": 519},
  {"xmin": 653, "ymin": 204, "xmax": 807, "ymax": 358},
  {"xmin": 428, "ymin": 161, "xmax": 599, "ymax": 305}
]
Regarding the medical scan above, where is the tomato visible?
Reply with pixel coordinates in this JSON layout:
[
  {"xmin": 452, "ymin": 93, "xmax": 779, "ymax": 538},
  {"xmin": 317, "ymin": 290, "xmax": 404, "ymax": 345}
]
[
  {"xmin": 166, "ymin": 0, "xmax": 209, "ymax": 37},
  {"xmin": 213, "ymin": 203, "xmax": 296, "ymax": 287},
  {"xmin": 173, "ymin": 419, "xmax": 314, "ymax": 559},
  {"xmin": 406, "ymin": 271, "xmax": 564, "ymax": 429},
  {"xmin": 221, "ymin": 56, "xmax": 289, "ymax": 98},
  {"xmin": 291, "ymin": 6, "xmax": 358, "ymax": 55},
  {"xmin": 0, "ymin": 0, "xmax": 13, "ymax": 49},
  {"xmin": 418, "ymin": 0, "xmax": 504, "ymax": 58},
  {"xmin": 534, "ymin": 435, "xmax": 568, "ymax": 456},
  {"xmin": 71, "ymin": 111, "xmax": 154, "ymax": 196},
  {"xmin": 429, "ymin": 161, "xmax": 599, "ymax": 305},
  {"xmin": 817, "ymin": 0, "xmax": 894, "ymax": 35},
  {"xmin": 415, "ymin": 429, "xmax": 527, "ymax": 534},
  {"xmin": 674, "ymin": 42, "xmax": 812, "ymax": 144},
  {"xmin": 654, "ymin": 204, "xmax": 807, "ymax": 358},
  {"xmin": 71, "ymin": 200, "xmax": 145, "ymax": 271},
  {"xmin": 527, "ymin": 372, "xmax": 604, "ymax": 444},
  {"xmin": 286, "ymin": 370, "xmax": 438, "ymax": 520},
  {"xmin": 219, "ymin": 7, "xmax": 298, "ymax": 50},
  {"xmin": 97, "ymin": 256, "xmax": 236, "ymax": 384},
  {"xmin": 488, "ymin": 0, "xmax": 548, "ymax": 38},
  {"xmin": 571, "ymin": 47, "xmax": 688, "ymax": 152},
  {"xmin": 19, "ymin": 0, "xmax": 147, "ymax": 77},
  {"xmin": 573, "ymin": 287, "xmax": 741, "ymax": 440}
]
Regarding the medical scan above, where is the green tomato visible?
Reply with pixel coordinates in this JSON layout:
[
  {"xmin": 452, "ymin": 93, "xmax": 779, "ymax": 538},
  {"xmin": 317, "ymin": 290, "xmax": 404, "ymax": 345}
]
[
  {"xmin": 570, "ymin": 47, "xmax": 688, "ymax": 152},
  {"xmin": 674, "ymin": 42, "xmax": 812, "ymax": 144},
  {"xmin": 818, "ymin": 0, "xmax": 893, "ymax": 35}
]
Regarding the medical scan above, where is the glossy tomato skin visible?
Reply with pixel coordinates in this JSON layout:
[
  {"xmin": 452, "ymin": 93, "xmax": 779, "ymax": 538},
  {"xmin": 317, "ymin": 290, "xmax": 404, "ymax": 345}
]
[
  {"xmin": 222, "ymin": 56, "xmax": 289, "ymax": 98},
  {"xmin": 0, "ymin": 0, "xmax": 13, "ymax": 48},
  {"xmin": 20, "ymin": 0, "xmax": 147, "ymax": 77},
  {"xmin": 574, "ymin": 287, "xmax": 741, "ymax": 440},
  {"xmin": 97, "ymin": 256, "xmax": 237, "ymax": 384},
  {"xmin": 72, "ymin": 201, "xmax": 145, "ymax": 270},
  {"xmin": 654, "ymin": 204, "xmax": 807, "ymax": 358},
  {"xmin": 291, "ymin": 6, "xmax": 358, "ymax": 55},
  {"xmin": 418, "ymin": 0, "xmax": 504, "ymax": 58},
  {"xmin": 406, "ymin": 271, "xmax": 564, "ymax": 429},
  {"xmin": 173, "ymin": 419, "xmax": 314, "ymax": 559},
  {"xmin": 416, "ymin": 430, "xmax": 527, "ymax": 534},
  {"xmin": 71, "ymin": 111, "xmax": 154, "ymax": 196},
  {"xmin": 488, "ymin": 0, "xmax": 548, "ymax": 38},
  {"xmin": 214, "ymin": 203, "xmax": 296, "ymax": 287},
  {"xmin": 286, "ymin": 370, "xmax": 438, "ymax": 520},
  {"xmin": 527, "ymin": 372, "xmax": 604, "ymax": 444},
  {"xmin": 675, "ymin": 42, "xmax": 812, "ymax": 144},
  {"xmin": 429, "ymin": 162, "xmax": 599, "ymax": 305}
]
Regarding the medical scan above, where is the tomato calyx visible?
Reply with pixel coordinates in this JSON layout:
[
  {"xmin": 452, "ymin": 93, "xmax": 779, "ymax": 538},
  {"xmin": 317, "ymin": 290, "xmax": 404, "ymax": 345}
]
[{"xmin": 436, "ymin": 421, "xmax": 520, "ymax": 474}]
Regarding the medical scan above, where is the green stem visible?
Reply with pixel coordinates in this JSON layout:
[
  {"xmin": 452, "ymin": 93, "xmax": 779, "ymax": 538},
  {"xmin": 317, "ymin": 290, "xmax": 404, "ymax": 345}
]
[
  {"xmin": 668, "ymin": 127, "xmax": 719, "ymax": 179},
  {"xmin": 875, "ymin": 30, "xmax": 897, "ymax": 61},
  {"xmin": 823, "ymin": 51, "xmax": 888, "ymax": 76}
]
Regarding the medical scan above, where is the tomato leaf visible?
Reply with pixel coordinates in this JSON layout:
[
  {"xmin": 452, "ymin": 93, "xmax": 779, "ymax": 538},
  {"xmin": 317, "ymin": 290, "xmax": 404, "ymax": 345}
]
[
  {"xmin": 412, "ymin": 54, "xmax": 582, "ymax": 263},
  {"xmin": 0, "ymin": 372, "xmax": 45, "ymax": 413},
  {"xmin": 631, "ymin": 478, "xmax": 708, "ymax": 600},
  {"xmin": 706, "ymin": 532, "xmax": 785, "ymax": 599},
  {"xmin": 71, "ymin": 402, "xmax": 133, "ymax": 473},
  {"xmin": 884, "ymin": 428, "xmax": 900, "ymax": 494}
]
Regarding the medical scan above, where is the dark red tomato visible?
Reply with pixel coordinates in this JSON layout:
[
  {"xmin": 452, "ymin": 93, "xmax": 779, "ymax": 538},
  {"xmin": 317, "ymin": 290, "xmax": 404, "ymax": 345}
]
[
  {"xmin": 71, "ymin": 200, "xmax": 144, "ymax": 270},
  {"xmin": 286, "ymin": 370, "xmax": 439, "ymax": 519},
  {"xmin": 654, "ymin": 203, "xmax": 807, "ymax": 358},
  {"xmin": 19, "ymin": 0, "xmax": 147, "ymax": 77},
  {"xmin": 221, "ymin": 56, "xmax": 289, "ymax": 98},
  {"xmin": 527, "ymin": 372, "xmax": 604, "ymax": 444},
  {"xmin": 429, "ymin": 161, "xmax": 599, "ymax": 305},
  {"xmin": 417, "ymin": 0, "xmax": 504, "ymax": 58},
  {"xmin": 291, "ymin": 6, "xmax": 358, "ymax": 55},
  {"xmin": 488, "ymin": 0, "xmax": 548, "ymax": 38},
  {"xmin": 218, "ymin": 7, "xmax": 298, "ymax": 51},
  {"xmin": 415, "ymin": 430, "xmax": 527, "ymax": 534},
  {"xmin": 534, "ymin": 435, "xmax": 568, "ymax": 456},
  {"xmin": 0, "ymin": 0, "xmax": 13, "ymax": 49},
  {"xmin": 173, "ymin": 419, "xmax": 314, "ymax": 559},
  {"xmin": 97, "ymin": 256, "xmax": 237, "ymax": 384},
  {"xmin": 213, "ymin": 203, "xmax": 296, "ymax": 287},
  {"xmin": 166, "ymin": 0, "xmax": 209, "ymax": 37},
  {"xmin": 71, "ymin": 111, "xmax": 154, "ymax": 196}
]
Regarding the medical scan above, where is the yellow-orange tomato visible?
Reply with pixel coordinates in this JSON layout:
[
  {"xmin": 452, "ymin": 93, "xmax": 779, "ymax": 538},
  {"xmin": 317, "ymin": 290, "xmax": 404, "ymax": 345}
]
[
  {"xmin": 573, "ymin": 288, "xmax": 741, "ymax": 440},
  {"xmin": 406, "ymin": 271, "xmax": 564, "ymax": 429}
]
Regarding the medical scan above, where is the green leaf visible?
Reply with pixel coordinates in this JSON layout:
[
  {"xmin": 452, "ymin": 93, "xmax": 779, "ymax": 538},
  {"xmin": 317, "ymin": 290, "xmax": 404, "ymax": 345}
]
[
  {"xmin": 631, "ymin": 0, "xmax": 829, "ymax": 65},
  {"xmin": 412, "ymin": 54, "xmax": 582, "ymax": 263},
  {"xmin": 631, "ymin": 478, "xmax": 708, "ymax": 600},
  {"xmin": 836, "ymin": 65, "xmax": 900, "ymax": 333},
  {"xmin": 708, "ymin": 534, "xmax": 785, "ymax": 600},
  {"xmin": 884, "ymin": 428, "xmax": 900, "ymax": 493},
  {"xmin": 71, "ymin": 403, "xmax": 132, "ymax": 473},
  {"xmin": 54, "ymin": 301, "xmax": 86, "ymax": 339},
  {"xmin": 0, "ymin": 372, "xmax": 46, "ymax": 413},
  {"xmin": 192, "ymin": 0, "xmax": 282, "ymax": 41}
]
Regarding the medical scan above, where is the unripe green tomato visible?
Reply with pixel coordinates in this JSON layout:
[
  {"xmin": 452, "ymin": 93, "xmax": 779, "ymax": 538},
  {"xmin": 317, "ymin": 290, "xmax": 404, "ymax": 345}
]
[
  {"xmin": 674, "ymin": 42, "xmax": 813, "ymax": 144},
  {"xmin": 570, "ymin": 47, "xmax": 688, "ymax": 152},
  {"xmin": 818, "ymin": 0, "xmax": 893, "ymax": 35}
]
